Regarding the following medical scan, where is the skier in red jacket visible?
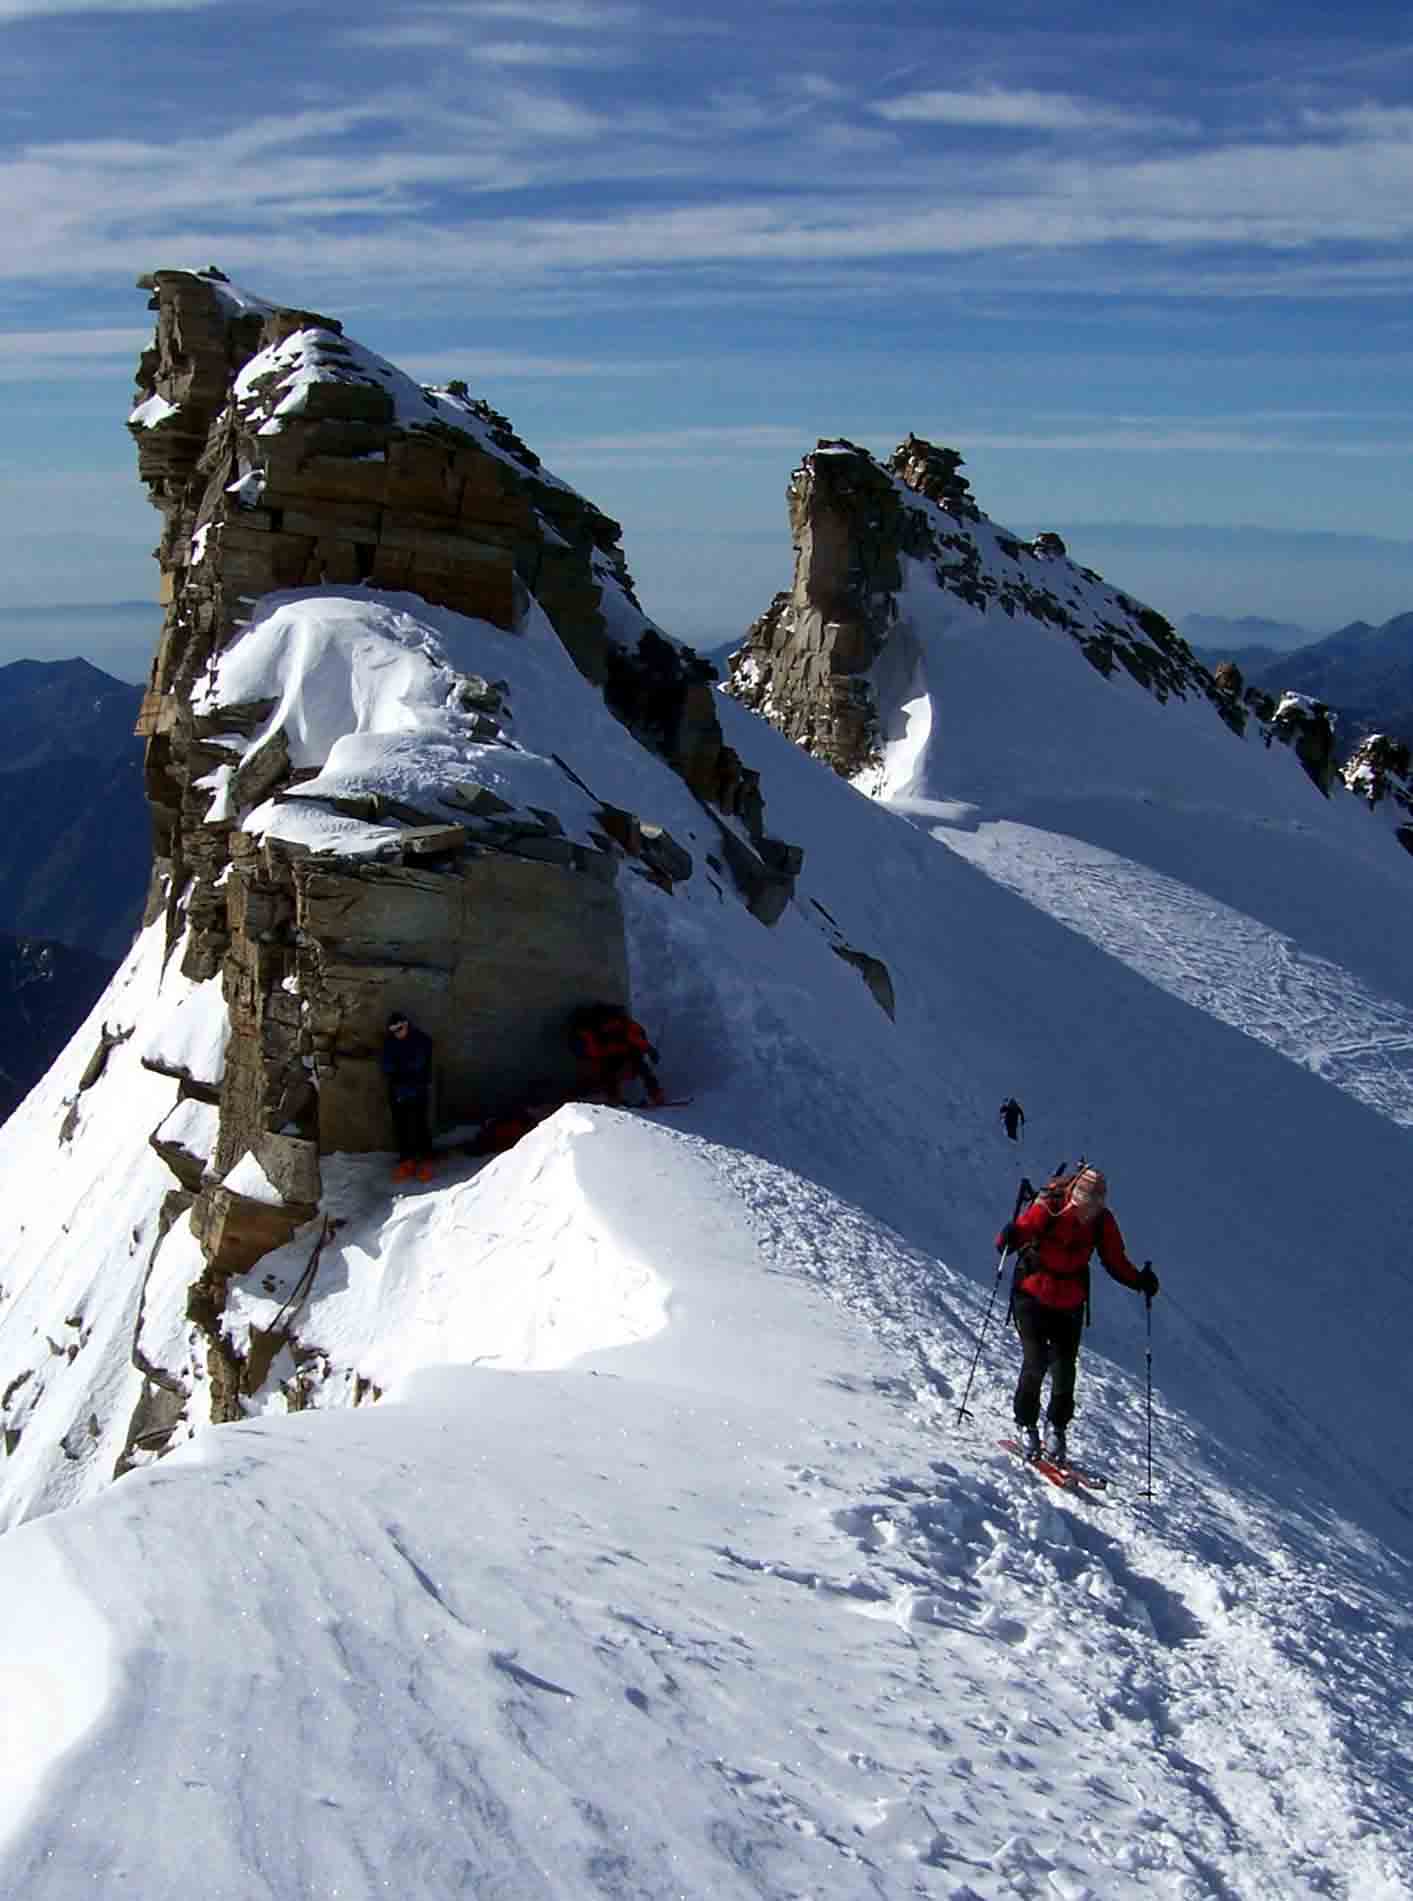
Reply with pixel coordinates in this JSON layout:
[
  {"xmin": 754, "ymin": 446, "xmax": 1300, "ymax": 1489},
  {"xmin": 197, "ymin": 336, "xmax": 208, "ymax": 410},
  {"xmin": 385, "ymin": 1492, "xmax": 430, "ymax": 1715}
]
[{"xmin": 996, "ymin": 1165, "xmax": 1159, "ymax": 1465}]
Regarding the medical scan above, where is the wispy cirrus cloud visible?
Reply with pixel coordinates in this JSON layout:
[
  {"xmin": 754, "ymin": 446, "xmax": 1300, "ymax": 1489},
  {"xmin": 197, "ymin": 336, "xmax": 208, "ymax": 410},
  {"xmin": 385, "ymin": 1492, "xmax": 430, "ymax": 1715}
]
[
  {"xmin": 1298, "ymin": 103, "xmax": 1413, "ymax": 138},
  {"xmin": 537, "ymin": 423, "xmax": 809, "ymax": 467},
  {"xmin": 344, "ymin": 0, "xmax": 640, "ymax": 45},
  {"xmin": 401, "ymin": 349, "xmax": 672, "ymax": 380},
  {"xmin": 345, "ymin": 27, "xmax": 630, "ymax": 65},
  {"xmin": 2, "ymin": 48, "xmax": 1412, "ymax": 315},
  {"xmin": 432, "ymin": 0, "xmax": 639, "ymax": 21},
  {"xmin": 552, "ymin": 418, "xmax": 1411, "ymax": 466},
  {"xmin": 544, "ymin": 424, "xmax": 807, "ymax": 452},
  {"xmin": 433, "ymin": 38, "xmax": 627, "ymax": 66},
  {"xmin": 0, "ymin": 0, "xmax": 215, "ymax": 17},
  {"xmin": 875, "ymin": 86, "xmax": 1191, "ymax": 135},
  {"xmin": 0, "ymin": 325, "xmax": 144, "ymax": 378},
  {"xmin": 949, "ymin": 425, "xmax": 1410, "ymax": 457}
]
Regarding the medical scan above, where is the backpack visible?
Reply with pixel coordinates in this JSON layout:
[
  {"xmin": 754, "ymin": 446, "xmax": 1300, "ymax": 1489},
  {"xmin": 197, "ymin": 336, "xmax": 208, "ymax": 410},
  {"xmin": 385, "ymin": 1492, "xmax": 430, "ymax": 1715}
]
[{"xmin": 1007, "ymin": 1165, "xmax": 1093, "ymax": 1325}]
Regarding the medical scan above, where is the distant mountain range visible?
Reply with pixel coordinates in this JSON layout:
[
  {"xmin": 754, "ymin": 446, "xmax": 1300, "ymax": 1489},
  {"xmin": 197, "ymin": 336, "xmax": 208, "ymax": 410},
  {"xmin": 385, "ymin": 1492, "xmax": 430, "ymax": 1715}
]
[
  {"xmin": 0, "ymin": 657, "xmax": 148, "ymax": 961},
  {"xmin": 1187, "ymin": 609, "xmax": 1413, "ymax": 754},
  {"xmin": 0, "ymin": 932, "xmax": 115, "ymax": 1123},
  {"xmin": 1179, "ymin": 612, "xmax": 1313, "ymax": 655},
  {"xmin": 0, "ymin": 656, "xmax": 145, "ymax": 769}
]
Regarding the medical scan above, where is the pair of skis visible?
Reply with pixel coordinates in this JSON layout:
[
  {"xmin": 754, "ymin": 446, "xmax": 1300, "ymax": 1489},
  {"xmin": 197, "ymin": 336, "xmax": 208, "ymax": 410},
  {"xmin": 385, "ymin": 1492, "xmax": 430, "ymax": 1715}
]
[{"xmin": 997, "ymin": 1437, "xmax": 1109, "ymax": 1498}]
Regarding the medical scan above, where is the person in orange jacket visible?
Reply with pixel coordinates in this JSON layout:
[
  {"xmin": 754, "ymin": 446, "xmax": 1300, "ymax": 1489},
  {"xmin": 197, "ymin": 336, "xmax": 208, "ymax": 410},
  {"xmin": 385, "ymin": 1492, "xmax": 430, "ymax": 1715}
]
[
  {"xmin": 568, "ymin": 1002, "xmax": 665, "ymax": 1106},
  {"xmin": 996, "ymin": 1165, "xmax": 1158, "ymax": 1464}
]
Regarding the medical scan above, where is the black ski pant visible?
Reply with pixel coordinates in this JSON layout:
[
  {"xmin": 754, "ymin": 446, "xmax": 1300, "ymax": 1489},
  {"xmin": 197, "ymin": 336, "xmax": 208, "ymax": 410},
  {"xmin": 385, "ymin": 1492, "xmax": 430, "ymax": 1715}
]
[
  {"xmin": 1012, "ymin": 1291, "xmax": 1085, "ymax": 1430},
  {"xmin": 390, "ymin": 1089, "xmax": 432, "ymax": 1162}
]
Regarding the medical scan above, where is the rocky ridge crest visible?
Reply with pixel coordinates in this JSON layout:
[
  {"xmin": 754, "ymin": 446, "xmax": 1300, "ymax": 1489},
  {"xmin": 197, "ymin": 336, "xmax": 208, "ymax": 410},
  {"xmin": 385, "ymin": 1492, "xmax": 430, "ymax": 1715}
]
[
  {"xmin": 99, "ymin": 267, "xmax": 807, "ymax": 1452},
  {"xmin": 725, "ymin": 435, "xmax": 1339, "ymax": 797}
]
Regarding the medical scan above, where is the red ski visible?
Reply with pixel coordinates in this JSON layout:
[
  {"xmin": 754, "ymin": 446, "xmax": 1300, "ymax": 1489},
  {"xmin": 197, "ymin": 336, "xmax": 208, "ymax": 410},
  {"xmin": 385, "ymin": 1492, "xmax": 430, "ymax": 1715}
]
[{"xmin": 998, "ymin": 1438, "xmax": 1109, "ymax": 1498}]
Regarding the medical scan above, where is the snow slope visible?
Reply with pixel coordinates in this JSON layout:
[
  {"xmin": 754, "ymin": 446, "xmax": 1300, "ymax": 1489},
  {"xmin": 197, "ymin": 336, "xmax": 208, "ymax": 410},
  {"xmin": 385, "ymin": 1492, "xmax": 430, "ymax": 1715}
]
[
  {"xmin": 2, "ymin": 499, "xmax": 1413, "ymax": 1891},
  {"xmin": 2, "ymin": 1108, "xmax": 1410, "ymax": 1899}
]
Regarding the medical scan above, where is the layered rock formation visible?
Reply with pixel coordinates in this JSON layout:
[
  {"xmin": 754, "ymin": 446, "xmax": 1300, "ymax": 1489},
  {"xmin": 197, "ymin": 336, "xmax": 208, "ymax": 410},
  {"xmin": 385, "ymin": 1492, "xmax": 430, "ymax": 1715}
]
[
  {"xmin": 725, "ymin": 434, "xmax": 1342, "ymax": 789},
  {"xmin": 727, "ymin": 435, "xmax": 1219, "ymax": 780},
  {"xmin": 1343, "ymin": 734, "xmax": 1413, "ymax": 854},
  {"xmin": 116, "ymin": 267, "xmax": 803, "ymax": 1437}
]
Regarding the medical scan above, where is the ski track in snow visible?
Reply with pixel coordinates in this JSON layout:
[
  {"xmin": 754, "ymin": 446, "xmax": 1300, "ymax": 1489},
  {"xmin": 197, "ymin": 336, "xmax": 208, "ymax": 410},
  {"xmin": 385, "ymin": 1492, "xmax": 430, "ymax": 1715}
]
[
  {"xmin": 694, "ymin": 1135, "xmax": 1413, "ymax": 1901},
  {"xmin": 927, "ymin": 822, "xmax": 1413, "ymax": 1129},
  {"xmin": 5, "ymin": 555, "xmax": 1413, "ymax": 1895},
  {"xmin": 3, "ymin": 1117, "xmax": 1411, "ymax": 1899}
]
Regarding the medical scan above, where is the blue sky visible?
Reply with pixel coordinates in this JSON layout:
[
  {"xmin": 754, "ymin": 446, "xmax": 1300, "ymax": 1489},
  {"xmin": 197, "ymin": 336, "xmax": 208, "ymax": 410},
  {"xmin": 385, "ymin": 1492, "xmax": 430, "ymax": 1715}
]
[{"xmin": 2, "ymin": 0, "xmax": 1412, "ymax": 681}]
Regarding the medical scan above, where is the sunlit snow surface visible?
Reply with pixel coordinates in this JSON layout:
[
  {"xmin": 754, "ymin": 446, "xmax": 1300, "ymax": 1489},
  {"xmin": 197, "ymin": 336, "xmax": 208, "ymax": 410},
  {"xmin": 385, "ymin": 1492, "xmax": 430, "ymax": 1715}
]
[
  {"xmin": 2, "ymin": 557, "xmax": 1413, "ymax": 1896},
  {"xmin": 3, "ymin": 1111, "xmax": 1410, "ymax": 1899},
  {"xmin": 868, "ymin": 555, "xmax": 1413, "ymax": 1127}
]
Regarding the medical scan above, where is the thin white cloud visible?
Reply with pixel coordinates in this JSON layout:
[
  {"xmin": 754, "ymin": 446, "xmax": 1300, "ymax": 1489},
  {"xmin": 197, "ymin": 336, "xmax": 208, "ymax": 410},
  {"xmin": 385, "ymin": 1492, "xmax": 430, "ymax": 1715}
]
[
  {"xmin": 794, "ymin": 73, "xmax": 849, "ymax": 103},
  {"xmin": 0, "ymin": 326, "xmax": 143, "ymax": 359},
  {"xmin": 400, "ymin": 349, "xmax": 669, "ymax": 379},
  {"xmin": 344, "ymin": 25, "xmax": 629, "ymax": 64},
  {"xmin": 438, "ymin": 0, "xmax": 639, "ymax": 21},
  {"xmin": 540, "ymin": 424, "xmax": 808, "ymax": 460},
  {"xmin": 473, "ymin": 40, "xmax": 628, "ymax": 67},
  {"xmin": 952, "ymin": 426, "xmax": 1409, "ymax": 457},
  {"xmin": 0, "ymin": 0, "xmax": 215, "ymax": 16},
  {"xmin": 0, "ymin": 326, "xmax": 146, "ymax": 380},
  {"xmin": 875, "ymin": 87, "xmax": 1186, "ymax": 135},
  {"xmin": 1300, "ymin": 103, "xmax": 1413, "ymax": 139},
  {"xmin": 344, "ymin": 0, "xmax": 639, "ymax": 40},
  {"xmin": 340, "ymin": 21, "xmax": 467, "ymax": 49},
  {"xmin": 3, "ymin": 81, "xmax": 1413, "ymax": 305}
]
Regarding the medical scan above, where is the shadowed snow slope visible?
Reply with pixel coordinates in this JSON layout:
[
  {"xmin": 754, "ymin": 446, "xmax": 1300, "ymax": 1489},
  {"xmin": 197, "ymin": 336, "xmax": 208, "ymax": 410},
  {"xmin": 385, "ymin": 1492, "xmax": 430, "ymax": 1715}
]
[{"xmin": 2, "ymin": 565, "xmax": 1413, "ymax": 1895}]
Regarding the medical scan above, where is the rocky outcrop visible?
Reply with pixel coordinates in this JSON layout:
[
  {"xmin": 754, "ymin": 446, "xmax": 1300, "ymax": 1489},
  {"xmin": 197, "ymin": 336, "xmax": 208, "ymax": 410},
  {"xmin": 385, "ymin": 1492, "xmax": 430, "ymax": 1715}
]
[
  {"xmin": 117, "ymin": 267, "xmax": 803, "ymax": 1440},
  {"xmin": 130, "ymin": 268, "xmax": 772, "ymax": 868},
  {"xmin": 725, "ymin": 441, "xmax": 922, "ymax": 775},
  {"xmin": 129, "ymin": 266, "xmax": 794, "ymax": 934},
  {"xmin": 1343, "ymin": 734, "xmax": 1413, "ymax": 854},
  {"xmin": 1267, "ymin": 692, "xmax": 1340, "ymax": 797},
  {"xmin": 726, "ymin": 434, "xmax": 1218, "ymax": 780}
]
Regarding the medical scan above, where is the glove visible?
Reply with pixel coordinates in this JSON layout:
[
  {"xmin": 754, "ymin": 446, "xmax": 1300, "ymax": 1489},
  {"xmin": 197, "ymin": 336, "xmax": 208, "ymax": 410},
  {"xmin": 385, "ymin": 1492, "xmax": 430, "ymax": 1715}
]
[
  {"xmin": 1137, "ymin": 1264, "xmax": 1160, "ymax": 1298},
  {"xmin": 996, "ymin": 1223, "xmax": 1020, "ymax": 1254}
]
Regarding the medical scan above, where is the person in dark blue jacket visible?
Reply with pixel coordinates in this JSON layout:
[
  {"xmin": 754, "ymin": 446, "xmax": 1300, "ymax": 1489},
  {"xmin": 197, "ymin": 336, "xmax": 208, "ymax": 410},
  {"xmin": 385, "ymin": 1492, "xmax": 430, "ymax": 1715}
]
[{"xmin": 381, "ymin": 1011, "xmax": 435, "ymax": 1180}]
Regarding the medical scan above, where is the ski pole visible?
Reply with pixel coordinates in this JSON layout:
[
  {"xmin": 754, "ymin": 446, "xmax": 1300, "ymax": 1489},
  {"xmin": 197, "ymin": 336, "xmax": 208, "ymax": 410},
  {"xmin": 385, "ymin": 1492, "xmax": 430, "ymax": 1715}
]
[
  {"xmin": 1142, "ymin": 1270, "xmax": 1155, "ymax": 1499},
  {"xmin": 955, "ymin": 1246, "xmax": 1010, "ymax": 1425},
  {"xmin": 955, "ymin": 1176, "xmax": 1034, "ymax": 1426}
]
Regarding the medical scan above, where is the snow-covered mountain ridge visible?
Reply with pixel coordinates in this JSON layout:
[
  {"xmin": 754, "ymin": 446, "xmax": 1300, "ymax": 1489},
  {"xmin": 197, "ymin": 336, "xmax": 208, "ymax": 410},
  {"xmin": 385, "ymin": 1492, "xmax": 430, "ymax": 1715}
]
[
  {"xmin": 728, "ymin": 435, "xmax": 1353, "ymax": 802},
  {"xmin": 1, "ymin": 276, "xmax": 1412, "ymax": 1896}
]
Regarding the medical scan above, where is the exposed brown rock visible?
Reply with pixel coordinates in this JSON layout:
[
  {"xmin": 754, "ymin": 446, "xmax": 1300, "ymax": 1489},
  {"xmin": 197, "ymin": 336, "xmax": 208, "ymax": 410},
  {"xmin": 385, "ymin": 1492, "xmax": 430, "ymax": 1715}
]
[
  {"xmin": 1342, "ymin": 733, "xmax": 1413, "ymax": 854},
  {"xmin": 727, "ymin": 433, "xmax": 1242, "ymax": 781},
  {"xmin": 1270, "ymin": 693, "xmax": 1339, "ymax": 797},
  {"xmin": 117, "ymin": 267, "xmax": 806, "ymax": 1445}
]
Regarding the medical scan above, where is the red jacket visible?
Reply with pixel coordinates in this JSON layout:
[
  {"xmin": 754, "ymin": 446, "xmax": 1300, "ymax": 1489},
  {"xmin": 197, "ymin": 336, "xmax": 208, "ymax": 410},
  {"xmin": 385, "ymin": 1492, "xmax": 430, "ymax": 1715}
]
[{"xmin": 1007, "ymin": 1196, "xmax": 1142, "ymax": 1311}]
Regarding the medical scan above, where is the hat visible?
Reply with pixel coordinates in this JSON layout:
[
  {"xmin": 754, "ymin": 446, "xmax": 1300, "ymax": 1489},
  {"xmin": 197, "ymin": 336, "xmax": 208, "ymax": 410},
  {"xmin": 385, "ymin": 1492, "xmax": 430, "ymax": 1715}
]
[
  {"xmin": 387, "ymin": 1011, "xmax": 409, "ymax": 1030},
  {"xmin": 1070, "ymin": 1166, "xmax": 1107, "ymax": 1200}
]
